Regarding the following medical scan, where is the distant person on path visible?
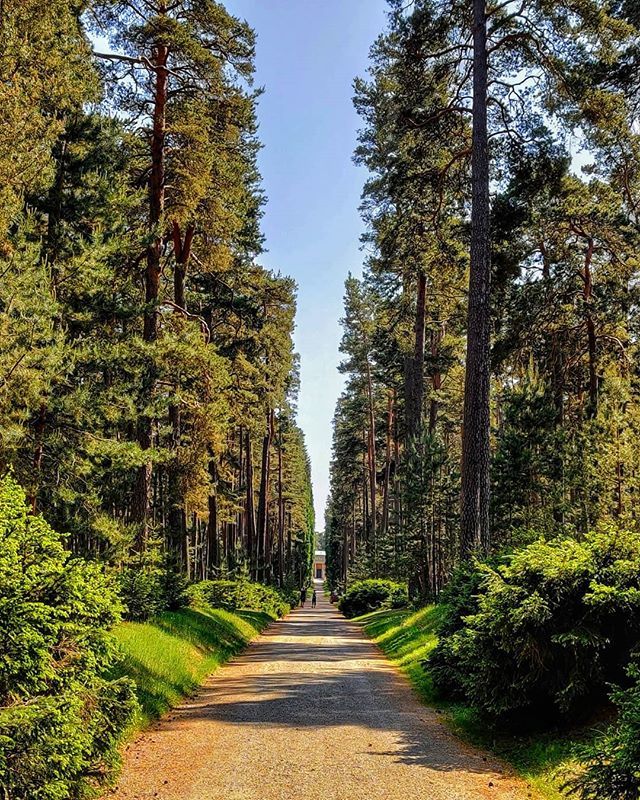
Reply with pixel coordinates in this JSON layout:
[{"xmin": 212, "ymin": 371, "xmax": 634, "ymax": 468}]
[
  {"xmin": 311, "ymin": 589, "xmax": 317, "ymax": 608},
  {"xmin": 300, "ymin": 587, "xmax": 307, "ymax": 607}
]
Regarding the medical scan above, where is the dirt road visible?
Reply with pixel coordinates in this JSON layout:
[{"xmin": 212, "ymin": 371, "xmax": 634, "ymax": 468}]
[{"xmin": 107, "ymin": 587, "xmax": 531, "ymax": 800}]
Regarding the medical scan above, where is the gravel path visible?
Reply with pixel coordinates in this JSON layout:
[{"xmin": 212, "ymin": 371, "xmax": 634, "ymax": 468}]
[{"xmin": 106, "ymin": 586, "xmax": 533, "ymax": 800}]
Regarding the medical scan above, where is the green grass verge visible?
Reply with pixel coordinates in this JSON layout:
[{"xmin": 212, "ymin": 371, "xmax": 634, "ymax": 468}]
[
  {"xmin": 113, "ymin": 606, "xmax": 273, "ymax": 728},
  {"xmin": 358, "ymin": 606, "xmax": 595, "ymax": 800}
]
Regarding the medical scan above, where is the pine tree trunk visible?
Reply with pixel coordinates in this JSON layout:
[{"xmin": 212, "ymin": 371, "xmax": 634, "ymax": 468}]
[
  {"xmin": 583, "ymin": 239, "xmax": 598, "ymax": 418},
  {"xmin": 207, "ymin": 458, "xmax": 218, "ymax": 578},
  {"xmin": 133, "ymin": 42, "xmax": 168, "ymax": 548},
  {"xmin": 256, "ymin": 409, "xmax": 274, "ymax": 583},
  {"xmin": 365, "ymin": 361, "xmax": 377, "ymax": 570},
  {"xmin": 245, "ymin": 431, "xmax": 257, "ymax": 579},
  {"xmin": 277, "ymin": 429, "xmax": 284, "ymax": 586},
  {"xmin": 429, "ymin": 324, "xmax": 443, "ymax": 434},
  {"xmin": 405, "ymin": 270, "xmax": 427, "ymax": 440},
  {"xmin": 381, "ymin": 390, "xmax": 393, "ymax": 538},
  {"xmin": 460, "ymin": 0, "xmax": 491, "ymax": 558}
]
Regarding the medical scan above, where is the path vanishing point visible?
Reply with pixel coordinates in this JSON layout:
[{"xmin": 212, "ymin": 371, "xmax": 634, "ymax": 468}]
[{"xmin": 107, "ymin": 585, "xmax": 532, "ymax": 800}]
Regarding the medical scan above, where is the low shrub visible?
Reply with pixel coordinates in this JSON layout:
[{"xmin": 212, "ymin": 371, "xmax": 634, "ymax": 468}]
[
  {"xmin": 427, "ymin": 525, "xmax": 640, "ymax": 725},
  {"xmin": 187, "ymin": 579, "xmax": 290, "ymax": 619},
  {"xmin": 118, "ymin": 554, "xmax": 190, "ymax": 622},
  {"xmin": 567, "ymin": 657, "xmax": 640, "ymax": 800},
  {"xmin": 118, "ymin": 562, "xmax": 165, "ymax": 622},
  {"xmin": 338, "ymin": 579, "xmax": 408, "ymax": 619},
  {"xmin": 0, "ymin": 476, "xmax": 137, "ymax": 799}
]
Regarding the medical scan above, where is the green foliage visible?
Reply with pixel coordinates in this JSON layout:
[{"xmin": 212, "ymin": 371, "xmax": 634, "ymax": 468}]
[
  {"xmin": 0, "ymin": 0, "xmax": 312, "ymax": 598},
  {"xmin": 112, "ymin": 606, "xmax": 270, "ymax": 726},
  {"xmin": 0, "ymin": 475, "xmax": 137, "ymax": 799},
  {"xmin": 427, "ymin": 525, "xmax": 640, "ymax": 724},
  {"xmin": 363, "ymin": 605, "xmax": 596, "ymax": 799},
  {"xmin": 338, "ymin": 579, "xmax": 408, "ymax": 619},
  {"xmin": 187, "ymin": 579, "xmax": 290, "ymax": 619},
  {"xmin": 117, "ymin": 563, "xmax": 165, "ymax": 623},
  {"xmin": 567, "ymin": 658, "xmax": 640, "ymax": 799}
]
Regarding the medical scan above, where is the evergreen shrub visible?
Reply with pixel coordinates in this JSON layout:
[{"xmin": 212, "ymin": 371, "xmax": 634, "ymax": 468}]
[
  {"xmin": 567, "ymin": 657, "xmax": 640, "ymax": 800},
  {"xmin": 427, "ymin": 525, "xmax": 640, "ymax": 724},
  {"xmin": 0, "ymin": 476, "xmax": 137, "ymax": 799},
  {"xmin": 338, "ymin": 579, "xmax": 409, "ymax": 618}
]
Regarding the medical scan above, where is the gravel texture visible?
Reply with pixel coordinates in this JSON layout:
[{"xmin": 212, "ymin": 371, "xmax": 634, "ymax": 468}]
[{"xmin": 106, "ymin": 586, "xmax": 534, "ymax": 800}]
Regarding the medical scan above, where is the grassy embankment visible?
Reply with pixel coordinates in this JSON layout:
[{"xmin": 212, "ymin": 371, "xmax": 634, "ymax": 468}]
[
  {"xmin": 113, "ymin": 606, "xmax": 273, "ymax": 729},
  {"xmin": 358, "ymin": 606, "xmax": 594, "ymax": 799}
]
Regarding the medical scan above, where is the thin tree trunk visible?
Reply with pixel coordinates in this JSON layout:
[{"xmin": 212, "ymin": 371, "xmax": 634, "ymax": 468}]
[
  {"xmin": 207, "ymin": 458, "xmax": 218, "ymax": 578},
  {"xmin": 172, "ymin": 221, "xmax": 195, "ymax": 311},
  {"xmin": 429, "ymin": 324, "xmax": 443, "ymax": 434},
  {"xmin": 381, "ymin": 390, "xmax": 393, "ymax": 538},
  {"xmin": 256, "ymin": 409, "xmax": 274, "ymax": 582},
  {"xmin": 460, "ymin": 0, "xmax": 491, "ymax": 558},
  {"xmin": 277, "ymin": 427, "xmax": 284, "ymax": 586},
  {"xmin": 365, "ymin": 361, "xmax": 377, "ymax": 570},
  {"xmin": 245, "ymin": 431, "xmax": 256, "ymax": 579},
  {"xmin": 583, "ymin": 239, "xmax": 598, "ymax": 418},
  {"xmin": 405, "ymin": 270, "xmax": 427, "ymax": 440}
]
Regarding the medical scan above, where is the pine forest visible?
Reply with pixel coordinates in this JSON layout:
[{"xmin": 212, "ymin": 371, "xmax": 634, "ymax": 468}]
[{"xmin": 3, "ymin": 1, "xmax": 640, "ymax": 799}]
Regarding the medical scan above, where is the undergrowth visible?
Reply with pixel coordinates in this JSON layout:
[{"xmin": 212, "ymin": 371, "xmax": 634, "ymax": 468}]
[{"xmin": 358, "ymin": 606, "xmax": 598, "ymax": 799}]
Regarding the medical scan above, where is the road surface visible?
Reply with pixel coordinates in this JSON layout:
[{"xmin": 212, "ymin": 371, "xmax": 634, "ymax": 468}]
[{"xmin": 107, "ymin": 585, "xmax": 531, "ymax": 800}]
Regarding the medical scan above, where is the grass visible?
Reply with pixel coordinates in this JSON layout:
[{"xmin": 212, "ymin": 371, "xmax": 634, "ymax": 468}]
[
  {"xmin": 113, "ymin": 606, "xmax": 273, "ymax": 728},
  {"xmin": 357, "ymin": 606, "xmax": 595, "ymax": 800}
]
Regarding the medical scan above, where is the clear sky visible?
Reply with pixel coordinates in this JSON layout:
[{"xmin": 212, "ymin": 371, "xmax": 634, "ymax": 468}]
[{"xmin": 224, "ymin": 0, "xmax": 389, "ymax": 528}]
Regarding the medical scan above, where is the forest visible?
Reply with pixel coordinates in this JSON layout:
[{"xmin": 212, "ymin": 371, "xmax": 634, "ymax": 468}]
[
  {"xmin": 0, "ymin": 0, "xmax": 314, "ymax": 796},
  {"xmin": 325, "ymin": 0, "xmax": 640, "ymax": 797},
  {"xmin": 4, "ymin": 0, "xmax": 640, "ymax": 798}
]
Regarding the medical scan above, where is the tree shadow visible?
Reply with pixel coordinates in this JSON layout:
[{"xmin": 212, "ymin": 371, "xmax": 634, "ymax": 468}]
[{"xmin": 152, "ymin": 606, "xmax": 502, "ymax": 777}]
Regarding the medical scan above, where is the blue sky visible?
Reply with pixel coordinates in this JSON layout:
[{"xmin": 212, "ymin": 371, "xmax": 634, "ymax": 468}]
[{"xmin": 224, "ymin": 0, "xmax": 389, "ymax": 527}]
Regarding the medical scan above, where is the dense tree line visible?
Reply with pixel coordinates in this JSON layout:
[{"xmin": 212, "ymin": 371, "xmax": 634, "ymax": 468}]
[
  {"xmin": 326, "ymin": 3, "xmax": 640, "ymax": 792},
  {"xmin": 0, "ymin": 0, "xmax": 315, "ymax": 613},
  {"xmin": 326, "ymin": 0, "xmax": 640, "ymax": 598}
]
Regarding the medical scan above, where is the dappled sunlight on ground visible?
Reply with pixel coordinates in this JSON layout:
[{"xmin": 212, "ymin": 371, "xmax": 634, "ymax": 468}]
[{"xmin": 106, "ymin": 594, "xmax": 533, "ymax": 800}]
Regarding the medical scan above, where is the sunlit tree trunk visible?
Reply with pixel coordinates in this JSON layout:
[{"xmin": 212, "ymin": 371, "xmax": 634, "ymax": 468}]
[{"xmin": 133, "ymin": 40, "xmax": 168, "ymax": 547}]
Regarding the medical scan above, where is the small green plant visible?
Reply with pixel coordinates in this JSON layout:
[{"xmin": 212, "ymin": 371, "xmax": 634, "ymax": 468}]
[
  {"xmin": 566, "ymin": 657, "xmax": 640, "ymax": 799},
  {"xmin": 338, "ymin": 579, "xmax": 408, "ymax": 618}
]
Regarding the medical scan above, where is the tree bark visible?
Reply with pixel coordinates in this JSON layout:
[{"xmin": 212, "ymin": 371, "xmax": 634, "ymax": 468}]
[
  {"xmin": 460, "ymin": 0, "xmax": 491, "ymax": 558},
  {"xmin": 583, "ymin": 238, "xmax": 598, "ymax": 418},
  {"xmin": 277, "ymin": 426, "xmax": 284, "ymax": 586},
  {"xmin": 256, "ymin": 409, "xmax": 274, "ymax": 582},
  {"xmin": 381, "ymin": 390, "xmax": 393, "ymax": 539},
  {"xmin": 405, "ymin": 270, "xmax": 427, "ymax": 440},
  {"xmin": 133, "ymin": 40, "xmax": 169, "ymax": 548},
  {"xmin": 207, "ymin": 458, "xmax": 218, "ymax": 578},
  {"xmin": 429, "ymin": 324, "xmax": 443, "ymax": 434},
  {"xmin": 365, "ymin": 360, "xmax": 377, "ymax": 569},
  {"xmin": 245, "ymin": 430, "xmax": 257, "ymax": 579}
]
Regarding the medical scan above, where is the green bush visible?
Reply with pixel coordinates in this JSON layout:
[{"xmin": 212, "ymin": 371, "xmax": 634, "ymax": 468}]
[
  {"xmin": 0, "ymin": 476, "xmax": 137, "ymax": 799},
  {"xmin": 338, "ymin": 579, "xmax": 408, "ymax": 619},
  {"xmin": 118, "ymin": 563, "xmax": 165, "ymax": 622},
  {"xmin": 117, "ymin": 552, "xmax": 189, "ymax": 621},
  {"xmin": 567, "ymin": 657, "xmax": 640, "ymax": 800},
  {"xmin": 427, "ymin": 525, "xmax": 640, "ymax": 724},
  {"xmin": 187, "ymin": 579, "xmax": 290, "ymax": 619}
]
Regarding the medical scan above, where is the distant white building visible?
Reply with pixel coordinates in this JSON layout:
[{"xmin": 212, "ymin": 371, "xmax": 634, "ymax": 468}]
[{"xmin": 314, "ymin": 550, "xmax": 326, "ymax": 580}]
